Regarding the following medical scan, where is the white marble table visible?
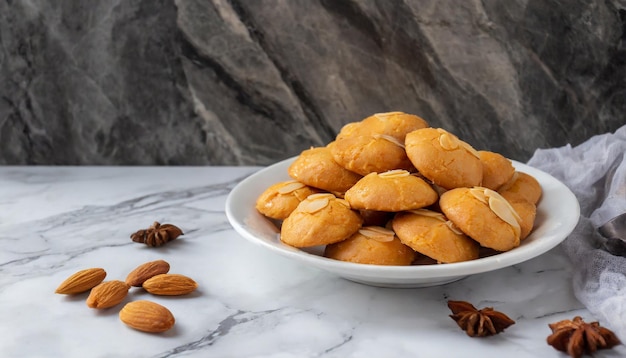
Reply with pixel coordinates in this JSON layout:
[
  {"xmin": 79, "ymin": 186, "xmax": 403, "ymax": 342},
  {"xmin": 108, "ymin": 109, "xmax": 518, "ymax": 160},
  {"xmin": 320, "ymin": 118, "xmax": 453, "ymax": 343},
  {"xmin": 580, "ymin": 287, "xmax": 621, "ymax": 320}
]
[{"xmin": 1, "ymin": 166, "xmax": 624, "ymax": 358}]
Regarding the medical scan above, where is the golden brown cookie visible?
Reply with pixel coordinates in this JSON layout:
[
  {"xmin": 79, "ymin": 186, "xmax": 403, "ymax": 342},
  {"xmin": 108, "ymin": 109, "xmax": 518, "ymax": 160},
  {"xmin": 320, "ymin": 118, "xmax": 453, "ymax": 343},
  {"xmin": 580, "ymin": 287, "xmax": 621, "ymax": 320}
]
[
  {"xmin": 255, "ymin": 180, "xmax": 320, "ymax": 220},
  {"xmin": 439, "ymin": 187, "xmax": 522, "ymax": 252},
  {"xmin": 405, "ymin": 128, "xmax": 483, "ymax": 189},
  {"xmin": 280, "ymin": 193, "xmax": 362, "ymax": 248},
  {"xmin": 329, "ymin": 135, "xmax": 414, "ymax": 176},
  {"xmin": 336, "ymin": 122, "xmax": 361, "ymax": 139},
  {"xmin": 479, "ymin": 150, "xmax": 515, "ymax": 191},
  {"xmin": 288, "ymin": 146, "xmax": 362, "ymax": 193},
  {"xmin": 336, "ymin": 111, "xmax": 429, "ymax": 142},
  {"xmin": 324, "ymin": 226, "xmax": 415, "ymax": 265},
  {"xmin": 345, "ymin": 170, "xmax": 438, "ymax": 212},
  {"xmin": 392, "ymin": 209, "xmax": 479, "ymax": 263},
  {"xmin": 507, "ymin": 199, "xmax": 537, "ymax": 240},
  {"xmin": 498, "ymin": 171, "xmax": 542, "ymax": 205}
]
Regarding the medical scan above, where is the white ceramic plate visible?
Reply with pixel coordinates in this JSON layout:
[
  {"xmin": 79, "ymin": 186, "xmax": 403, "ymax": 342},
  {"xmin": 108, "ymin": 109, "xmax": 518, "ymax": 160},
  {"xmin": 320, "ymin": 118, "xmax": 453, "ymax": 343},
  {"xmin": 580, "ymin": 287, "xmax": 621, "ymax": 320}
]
[{"xmin": 225, "ymin": 157, "xmax": 580, "ymax": 288}]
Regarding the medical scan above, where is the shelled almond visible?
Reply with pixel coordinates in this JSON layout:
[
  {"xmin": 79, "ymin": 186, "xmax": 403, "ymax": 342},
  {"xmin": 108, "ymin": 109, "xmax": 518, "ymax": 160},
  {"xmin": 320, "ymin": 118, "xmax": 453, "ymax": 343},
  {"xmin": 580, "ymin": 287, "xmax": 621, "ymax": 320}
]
[
  {"xmin": 125, "ymin": 259, "xmax": 170, "ymax": 287},
  {"xmin": 55, "ymin": 257, "xmax": 200, "ymax": 334},
  {"xmin": 142, "ymin": 274, "xmax": 198, "ymax": 296},
  {"xmin": 55, "ymin": 268, "xmax": 107, "ymax": 294},
  {"xmin": 119, "ymin": 300, "xmax": 175, "ymax": 333},
  {"xmin": 86, "ymin": 280, "xmax": 130, "ymax": 309}
]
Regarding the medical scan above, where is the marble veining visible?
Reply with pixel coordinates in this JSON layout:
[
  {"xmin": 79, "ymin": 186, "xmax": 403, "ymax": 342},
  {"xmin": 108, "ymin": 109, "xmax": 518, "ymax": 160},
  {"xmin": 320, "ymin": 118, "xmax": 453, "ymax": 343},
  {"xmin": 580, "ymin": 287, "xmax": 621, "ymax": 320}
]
[
  {"xmin": 2, "ymin": 166, "xmax": 626, "ymax": 358},
  {"xmin": 1, "ymin": 1, "xmax": 625, "ymax": 165}
]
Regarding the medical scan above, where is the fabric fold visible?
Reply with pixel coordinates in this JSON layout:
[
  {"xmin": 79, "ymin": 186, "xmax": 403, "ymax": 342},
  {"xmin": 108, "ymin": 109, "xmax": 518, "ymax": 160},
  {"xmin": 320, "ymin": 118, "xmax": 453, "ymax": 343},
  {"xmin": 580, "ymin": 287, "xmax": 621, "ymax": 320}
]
[{"xmin": 527, "ymin": 125, "xmax": 626, "ymax": 341}]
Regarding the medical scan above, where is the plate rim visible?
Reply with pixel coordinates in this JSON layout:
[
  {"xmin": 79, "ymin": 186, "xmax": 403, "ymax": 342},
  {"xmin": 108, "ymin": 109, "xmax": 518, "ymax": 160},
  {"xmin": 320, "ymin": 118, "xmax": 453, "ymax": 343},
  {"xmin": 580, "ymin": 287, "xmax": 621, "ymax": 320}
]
[{"xmin": 225, "ymin": 156, "xmax": 580, "ymax": 281}]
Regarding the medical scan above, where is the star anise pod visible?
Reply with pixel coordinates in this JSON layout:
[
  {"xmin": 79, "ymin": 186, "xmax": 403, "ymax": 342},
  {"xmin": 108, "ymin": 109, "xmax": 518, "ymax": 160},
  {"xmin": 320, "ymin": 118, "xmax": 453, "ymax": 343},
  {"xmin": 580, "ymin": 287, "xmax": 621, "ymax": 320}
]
[
  {"xmin": 547, "ymin": 316, "xmax": 621, "ymax": 358},
  {"xmin": 130, "ymin": 222, "xmax": 183, "ymax": 247},
  {"xmin": 447, "ymin": 300, "xmax": 515, "ymax": 337}
]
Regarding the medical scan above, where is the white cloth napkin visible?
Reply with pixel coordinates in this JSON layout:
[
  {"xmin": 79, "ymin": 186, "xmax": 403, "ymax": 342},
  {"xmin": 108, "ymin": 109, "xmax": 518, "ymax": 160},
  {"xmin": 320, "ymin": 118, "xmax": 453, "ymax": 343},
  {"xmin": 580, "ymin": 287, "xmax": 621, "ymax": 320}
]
[{"xmin": 527, "ymin": 124, "xmax": 626, "ymax": 340}]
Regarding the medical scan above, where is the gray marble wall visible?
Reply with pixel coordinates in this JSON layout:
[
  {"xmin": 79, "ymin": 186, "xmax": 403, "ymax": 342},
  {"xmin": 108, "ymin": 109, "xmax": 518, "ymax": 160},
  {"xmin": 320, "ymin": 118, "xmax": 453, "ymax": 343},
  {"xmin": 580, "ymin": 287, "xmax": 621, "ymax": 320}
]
[{"xmin": 1, "ymin": 0, "xmax": 625, "ymax": 165}]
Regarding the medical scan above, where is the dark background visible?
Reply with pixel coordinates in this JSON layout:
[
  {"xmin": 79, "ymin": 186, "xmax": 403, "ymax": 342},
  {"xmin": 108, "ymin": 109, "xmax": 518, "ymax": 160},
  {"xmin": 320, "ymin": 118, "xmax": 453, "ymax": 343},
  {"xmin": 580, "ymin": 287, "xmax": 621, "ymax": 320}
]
[{"xmin": 1, "ymin": 0, "xmax": 624, "ymax": 165}]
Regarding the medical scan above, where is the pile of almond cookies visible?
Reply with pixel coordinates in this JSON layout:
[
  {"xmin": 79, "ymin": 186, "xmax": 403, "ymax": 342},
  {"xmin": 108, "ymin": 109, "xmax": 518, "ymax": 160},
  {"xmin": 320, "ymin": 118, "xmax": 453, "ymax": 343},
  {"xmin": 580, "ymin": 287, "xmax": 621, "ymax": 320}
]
[{"xmin": 255, "ymin": 112, "xmax": 542, "ymax": 265}]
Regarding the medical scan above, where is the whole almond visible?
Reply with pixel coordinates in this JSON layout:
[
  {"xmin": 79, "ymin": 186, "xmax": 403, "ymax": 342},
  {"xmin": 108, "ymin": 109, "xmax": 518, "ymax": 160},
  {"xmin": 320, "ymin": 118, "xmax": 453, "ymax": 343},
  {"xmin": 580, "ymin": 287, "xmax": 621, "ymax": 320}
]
[
  {"xmin": 119, "ymin": 300, "xmax": 175, "ymax": 333},
  {"xmin": 142, "ymin": 274, "xmax": 198, "ymax": 296},
  {"xmin": 86, "ymin": 280, "xmax": 130, "ymax": 309},
  {"xmin": 55, "ymin": 268, "xmax": 107, "ymax": 294},
  {"xmin": 125, "ymin": 260, "xmax": 170, "ymax": 287}
]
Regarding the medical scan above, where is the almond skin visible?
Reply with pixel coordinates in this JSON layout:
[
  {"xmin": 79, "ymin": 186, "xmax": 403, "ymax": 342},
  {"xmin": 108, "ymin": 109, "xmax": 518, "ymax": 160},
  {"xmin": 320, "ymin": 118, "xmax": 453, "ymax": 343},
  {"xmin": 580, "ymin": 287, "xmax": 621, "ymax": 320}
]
[
  {"xmin": 142, "ymin": 274, "xmax": 198, "ymax": 296},
  {"xmin": 86, "ymin": 280, "xmax": 130, "ymax": 309},
  {"xmin": 119, "ymin": 300, "xmax": 175, "ymax": 333},
  {"xmin": 125, "ymin": 260, "xmax": 170, "ymax": 287},
  {"xmin": 55, "ymin": 268, "xmax": 107, "ymax": 294}
]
